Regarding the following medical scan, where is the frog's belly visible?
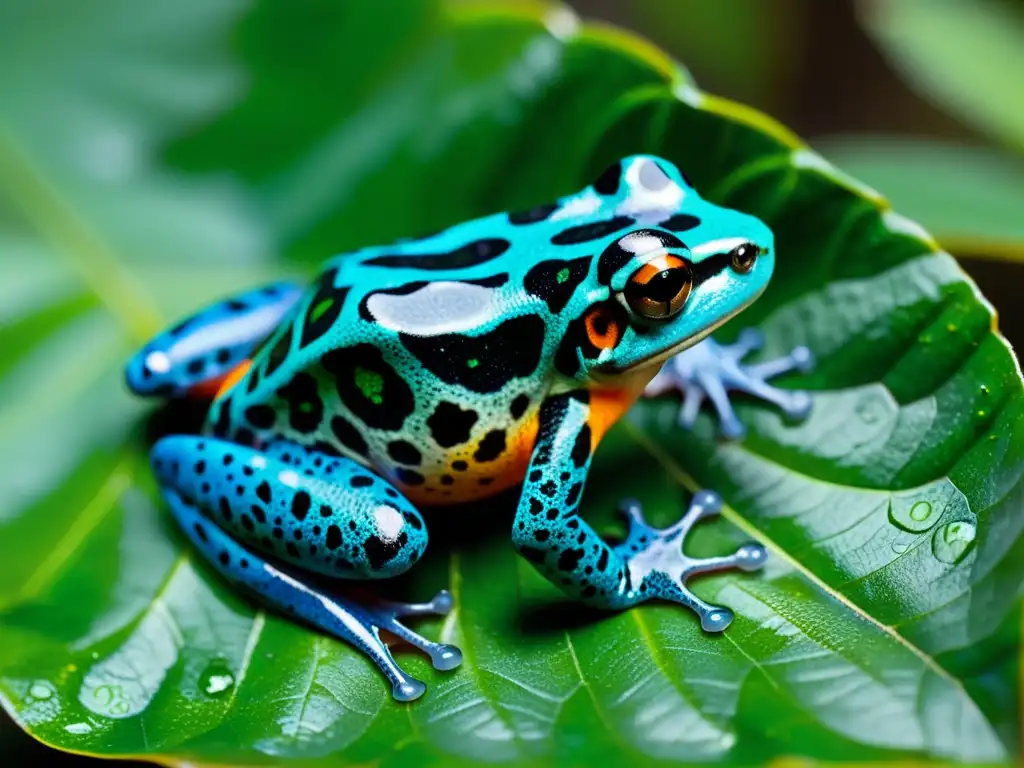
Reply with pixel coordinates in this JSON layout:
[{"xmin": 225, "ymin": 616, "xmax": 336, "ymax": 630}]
[{"xmin": 390, "ymin": 412, "xmax": 539, "ymax": 507}]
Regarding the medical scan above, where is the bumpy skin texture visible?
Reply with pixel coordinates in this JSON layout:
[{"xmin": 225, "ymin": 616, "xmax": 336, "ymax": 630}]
[{"xmin": 126, "ymin": 155, "xmax": 813, "ymax": 700}]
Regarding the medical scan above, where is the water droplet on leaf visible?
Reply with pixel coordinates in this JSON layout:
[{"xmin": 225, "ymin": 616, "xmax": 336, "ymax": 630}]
[
  {"xmin": 199, "ymin": 661, "xmax": 235, "ymax": 697},
  {"xmin": 932, "ymin": 521, "xmax": 976, "ymax": 564},
  {"xmin": 28, "ymin": 682, "xmax": 53, "ymax": 700},
  {"xmin": 891, "ymin": 540, "xmax": 909, "ymax": 554},
  {"xmin": 889, "ymin": 498, "xmax": 937, "ymax": 532},
  {"xmin": 65, "ymin": 722, "xmax": 93, "ymax": 735}
]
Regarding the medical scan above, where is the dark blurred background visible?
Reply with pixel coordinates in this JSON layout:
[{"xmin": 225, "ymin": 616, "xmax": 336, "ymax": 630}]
[{"xmin": 4, "ymin": 0, "xmax": 1021, "ymax": 764}]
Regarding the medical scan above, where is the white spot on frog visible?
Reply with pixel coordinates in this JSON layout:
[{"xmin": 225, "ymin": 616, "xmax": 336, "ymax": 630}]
[
  {"xmin": 690, "ymin": 237, "xmax": 747, "ymax": 258},
  {"xmin": 551, "ymin": 189, "xmax": 603, "ymax": 221},
  {"xmin": 145, "ymin": 351, "xmax": 171, "ymax": 374},
  {"xmin": 618, "ymin": 160, "xmax": 685, "ymax": 216},
  {"xmin": 366, "ymin": 282, "xmax": 496, "ymax": 336},
  {"xmin": 373, "ymin": 505, "xmax": 405, "ymax": 541}
]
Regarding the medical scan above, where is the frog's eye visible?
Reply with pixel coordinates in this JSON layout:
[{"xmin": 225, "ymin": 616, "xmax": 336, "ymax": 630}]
[
  {"xmin": 729, "ymin": 242, "xmax": 759, "ymax": 274},
  {"xmin": 623, "ymin": 253, "xmax": 692, "ymax": 320}
]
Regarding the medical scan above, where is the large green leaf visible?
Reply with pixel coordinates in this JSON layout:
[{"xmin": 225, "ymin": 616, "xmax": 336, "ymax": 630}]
[{"xmin": 1, "ymin": 1, "xmax": 1021, "ymax": 766}]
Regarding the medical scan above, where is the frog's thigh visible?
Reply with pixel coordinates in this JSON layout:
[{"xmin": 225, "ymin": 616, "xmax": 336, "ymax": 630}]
[
  {"xmin": 150, "ymin": 436, "xmax": 427, "ymax": 579},
  {"xmin": 154, "ymin": 440, "xmax": 460, "ymax": 702},
  {"xmin": 126, "ymin": 281, "xmax": 303, "ymax": 398}
]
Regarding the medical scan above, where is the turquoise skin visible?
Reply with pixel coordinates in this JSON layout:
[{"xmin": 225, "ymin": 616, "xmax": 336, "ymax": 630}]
[{"xmin": 126, "ymin": 155, "xmax": 813, "ymax": 701}]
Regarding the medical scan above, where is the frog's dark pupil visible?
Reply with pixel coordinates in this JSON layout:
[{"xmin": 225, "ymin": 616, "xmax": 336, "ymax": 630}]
[{"xmin": 638, "ymin": 267, "xmax": 688, "ymax": 302}]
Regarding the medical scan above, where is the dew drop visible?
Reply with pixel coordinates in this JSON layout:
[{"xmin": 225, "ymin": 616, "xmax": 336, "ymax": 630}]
[
  {"xmin": 28, "ymin": 682, "xmax": 53, "ymax": 701},
  {"xmin": 909, "ymin": 501, "xmax": 931, "ymax": 521},
  {"xmin": 199, "ymin": 661, "xmax": 235, "ymax": 697},
  {"xmin": 889, "ymin": 498, "xmax": 937, "ymax": 533},
  {"xmin": 932, "ymin": 521, "xmax": 976, "ymax": 564},
  {"xmin": 65, "ymin": 722, "xmax": 93, "ymax": 735},
  {"xmin": 854, "ymin": 392, "xmax": 885, "ymax": 424},
  {"xmin": 980, "ymin": 384, "xmax": 990, "ymax": 396},
  {"xmin": 891, "ymin": 540, "xmax": 910, "ymax": 554}
]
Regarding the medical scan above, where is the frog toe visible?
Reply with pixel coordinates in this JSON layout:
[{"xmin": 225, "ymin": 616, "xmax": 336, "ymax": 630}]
[
  {"xmin": 165, "ymin": 486, "xmax": 460, "ymax": 701},
  {"xmin": 370, "ymin": 590, "xmax": 463, "ymax": 672},
  {"xmin": 613, "ymin": 492, "xmax": 766, "ymax": 632},
  {"xmin": 645, "ymin": 334, "xmax": 815, "ymax": 438}
]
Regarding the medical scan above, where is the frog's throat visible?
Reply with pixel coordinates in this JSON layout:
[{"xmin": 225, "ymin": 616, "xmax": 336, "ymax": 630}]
[{"xmin": 590, "ymin": 296, "xmax": 759, "ymax": 384}]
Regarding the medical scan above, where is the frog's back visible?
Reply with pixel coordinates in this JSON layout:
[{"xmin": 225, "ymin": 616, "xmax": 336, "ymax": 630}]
[{"xmin": 204, "ymin": 203, "xmax": 597, "ymax": 504}]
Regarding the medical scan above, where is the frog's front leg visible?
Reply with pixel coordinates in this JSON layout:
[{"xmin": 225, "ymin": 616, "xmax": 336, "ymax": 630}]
[
  {"xmin": 511, "ymin": 393, "xmax": 766, "ymax": 630},
  {"xmin": 645, "ymin": 329, "xmax": 815, "ymax": 439},
  {"xmin": 150, "ymin": 436, "xmax": 461, "ymax": 701}
]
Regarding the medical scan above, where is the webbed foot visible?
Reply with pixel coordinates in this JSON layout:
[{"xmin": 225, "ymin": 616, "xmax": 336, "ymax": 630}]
[
  {"xmin": 613, "ymin": 491, "xmax": 767, "ymax": 631},
  {"xmin": 338, "ymin": 587, "xmax": 464, "ymax": 701},
  {"xmin": 645, "ymin": 329, "xmax": 814, "ymax": 439},
  {"xmin": 165, "ymin": 486, "xmax": 460, "ymax": 702}
]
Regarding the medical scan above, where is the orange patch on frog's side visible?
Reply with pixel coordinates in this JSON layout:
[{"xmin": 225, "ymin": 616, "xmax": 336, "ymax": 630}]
[
  {"xmin": 402, "ymin": 384, "xmax": 641, "ymax": 507},
  {"xmin": 587, "ymin": 386, "xmax": 638, "ymax": 447},
  {"xmin": 403, "ymin": 411, "xmax": 540, "ymax": 507},
  {"xmin": 197, "ymin": 359, "xmax": 252, "ymax": 400}
]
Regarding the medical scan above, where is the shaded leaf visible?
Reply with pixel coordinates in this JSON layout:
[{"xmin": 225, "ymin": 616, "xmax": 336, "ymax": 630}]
[
  {"xmin": 815, "ymin": 134, "xmax": 1024, "ymax": 259},
  {"xmin": 857, "ymin": 0, "xmax": 1024, "ymax": 151}
]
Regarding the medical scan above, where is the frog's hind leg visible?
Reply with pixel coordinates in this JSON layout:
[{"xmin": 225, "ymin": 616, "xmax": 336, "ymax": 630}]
[
  {"xmin": 151, "ymin": 436, "xmax": 461, "ymax": 701},
  {"xmin": 125, "ymin": 281, "xmax": 303, "ymax": 399},
  {"xmin": 645, "ymin": 330, "xmax": 815, "ymax": 439}
]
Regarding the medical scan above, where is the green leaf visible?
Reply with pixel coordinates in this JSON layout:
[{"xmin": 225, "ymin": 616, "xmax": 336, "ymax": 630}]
[
  {"xmin": 856, "ymin": 0, "xmax": 1024, "ymax": 152},
  {"xmin": 1, "ymin": 1, "xmax": 1021, "ymax": 766},
  {"xmin": 814, "ymin": 135, "xmax": 1024, "ymax": 260}
]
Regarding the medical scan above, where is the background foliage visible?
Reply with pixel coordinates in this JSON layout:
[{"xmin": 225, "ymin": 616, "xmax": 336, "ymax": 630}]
[{"xmin": 1, "ymin": 0, "xmax": 1022, "ymax": 765}]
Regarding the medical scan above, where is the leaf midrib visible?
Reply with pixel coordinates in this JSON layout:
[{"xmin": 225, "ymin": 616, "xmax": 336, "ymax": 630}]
[{"xmin": 17, "ymin": 458, "xmax": 134, "ymax": 602}]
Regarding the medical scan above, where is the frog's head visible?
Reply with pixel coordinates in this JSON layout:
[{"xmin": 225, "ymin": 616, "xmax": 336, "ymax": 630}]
[{"xmin": 554, "ymin": 154, "xmax": 774, "ymax": 384}]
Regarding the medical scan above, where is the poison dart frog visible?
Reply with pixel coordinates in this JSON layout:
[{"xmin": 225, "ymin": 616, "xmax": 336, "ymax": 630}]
[{"xmin": 126, "ymin": 156, "xmax": 813, "ymax": 701}]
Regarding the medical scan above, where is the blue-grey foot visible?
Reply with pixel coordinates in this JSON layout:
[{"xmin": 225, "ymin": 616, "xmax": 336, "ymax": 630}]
[
  {"xmin": 613, "ymin": 490, "xmax": 767, "ymax": 631},
  {"xmin": 645, "ymin": 329, "xmax": 815, "ymax": 439},
  {"xmin": 164, "ymin": 488, "xmax": 460, "ymax": 702}
]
